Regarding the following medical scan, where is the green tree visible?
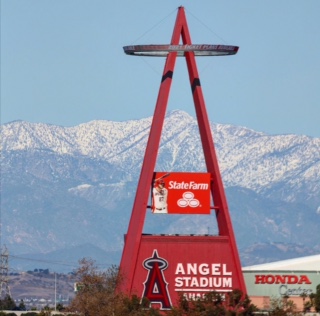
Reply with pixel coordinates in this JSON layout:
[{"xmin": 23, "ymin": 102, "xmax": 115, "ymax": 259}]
[
  {"xmin": 0, "ymin": 294, "xmax": 16, "ymax": 311},
  {"xmin": 55, "ymin": 302, "xmax": 64, "ymax": 311},
  {"xmin": 315, "ymin": 284, "xmax": 320, "ymax": 312},
  {"xmin": 68, "ymin": 258, "xmax": 161, "ymax": 316},
  {"xmin": 68, "ymin": 258, "xmax": 121, "ymax": 315},
  {"xmin": 300, "ymin": 292, "xmax": 311, "ymax": 313},
  {"xmin": 269, "ymin": 297, "xmax": 286, "ymax": 316},
  {"xmin": 269, "ymin": 295, "xmax": 299, "ymax": 316},
  {"xmin": 18, "ymin": 299, "xmax": 26, "ymax": 311},
  {"xmin": 303, "ymin": 300, "xmax": 312, "ymax": 313},
  {"xmin": 38, "ymin": 311, "xmax": 51, "ymax": 316},
  {"xmin": 167, "ymin": 289, "xmax": 257, "ymax": 316}
]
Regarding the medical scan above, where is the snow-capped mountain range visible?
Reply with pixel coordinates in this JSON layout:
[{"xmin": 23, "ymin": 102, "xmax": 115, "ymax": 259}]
[{"xmin": 1, "ymin": 110, "xmax": 319, "ymax": 272}]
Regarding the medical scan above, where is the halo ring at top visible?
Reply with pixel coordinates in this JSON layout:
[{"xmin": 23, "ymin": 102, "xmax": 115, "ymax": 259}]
[{"xmin": 123, "ymin": 44, "xmax": 239, "ymax": 57}]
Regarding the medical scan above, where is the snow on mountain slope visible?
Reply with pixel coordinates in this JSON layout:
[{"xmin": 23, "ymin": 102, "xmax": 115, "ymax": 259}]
[
  {"xmin": 1, "ymin": 110, "xmax": 319, "ymax": 268},
  {"xmin": 2, "ymin": 110, "xmax": 319, "ymax": 208}
]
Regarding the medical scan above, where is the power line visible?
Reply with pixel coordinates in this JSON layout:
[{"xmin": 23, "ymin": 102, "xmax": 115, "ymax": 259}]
[
  {"xmin": 9, "ymin": 254, "xmax": 117, "ymax": 270},
  {"xmin": 130, "ymin": 8, "xmax": 176, "ymax": 45}
]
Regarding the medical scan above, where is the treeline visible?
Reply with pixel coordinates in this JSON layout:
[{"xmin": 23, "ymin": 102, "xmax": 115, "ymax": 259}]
[{"xmin": 2, "ymin": 258, "xmax": 320, "ymax": 315}]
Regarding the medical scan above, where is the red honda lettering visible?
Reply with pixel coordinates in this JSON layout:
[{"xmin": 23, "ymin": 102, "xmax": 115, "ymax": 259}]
[
  {"xmin": 266, "ymin": 275, "xmax": 275, "ymax": 284},
  {"xmin": 275, "ymin": 275, "xmax": 286, "ymax": 284},
  {"xmin": 255, "ymin": 275, "xmax": 265, "ymax": 284},
  {"xmin": 299, "ymin": 275, "xmax": 311, "ymax": 284},
  {"xmin": 287, "ymin": 275, "xmax": 299, "ymax": 284}
]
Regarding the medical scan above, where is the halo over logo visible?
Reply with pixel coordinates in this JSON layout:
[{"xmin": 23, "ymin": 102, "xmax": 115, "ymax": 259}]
[
  {"xmin": 142, "ymin": 250, "xmax": 172, "ymax": 310},
  {"xmin": 177, "ymin": 191, "xmax": 200, "ymax": 208}
]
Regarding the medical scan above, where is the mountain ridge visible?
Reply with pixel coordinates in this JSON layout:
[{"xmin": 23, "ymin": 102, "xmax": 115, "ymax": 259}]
[{"xmin": 1, "ymin": 110, "xmax": 319, "ymax": 272}]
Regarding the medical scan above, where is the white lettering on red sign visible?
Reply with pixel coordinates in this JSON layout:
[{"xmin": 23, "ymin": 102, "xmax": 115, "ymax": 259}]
[
  {"xmin": 175, "ymin": 276, "xmax": 232, "ymax": 288},
  {"xmin": 175, "ymin": 263, "xmax": 232, "ymax": 276},
  {"xmin": 174, "ymin": 263, "xmax": 233, "ymax": 290},
  {"xmin": 168, "ymin": 181, "xmax": 208, "ymax": 190}
]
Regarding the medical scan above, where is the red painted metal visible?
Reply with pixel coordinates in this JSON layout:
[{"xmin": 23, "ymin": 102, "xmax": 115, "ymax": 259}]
[
  {"xmin": 179, "ymin": 9, "xmax": 246, "ymax": 294},
  {"xmin": 118, "ymin": 24, "xmax": 178, "ymax": 296},
  {"xmin": 133, "ymin": 235, "xmax": 243, "ymax": 307},
  {"xmin": 118, "ymin": 6, "xmax": 246, "ymax": 302}
]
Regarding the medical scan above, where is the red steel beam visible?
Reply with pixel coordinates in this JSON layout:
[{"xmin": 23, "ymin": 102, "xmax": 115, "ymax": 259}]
[
  {"xmin": 118, "ymin": 6, "xmax": 246, "ymax": 296},
  {"xmin": 118, "ymin": 9, "xmax": 182, "ymax": 294},
  {"xmin": 176, "ymin": 8, "xmax": 246, "ymax": 293}
]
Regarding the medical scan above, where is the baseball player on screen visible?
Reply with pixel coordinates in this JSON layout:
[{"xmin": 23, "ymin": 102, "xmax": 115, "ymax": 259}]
[{"xmin": 152, "ymin": 179, "xmax": 168, "ymax": 213}]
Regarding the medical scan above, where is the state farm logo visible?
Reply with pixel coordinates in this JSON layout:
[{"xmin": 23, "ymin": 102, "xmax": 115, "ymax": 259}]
[
  {"xmin": 177, "ymin": 192, "xmax": 200, "ymax": 208},
  {"xmin": 152, "ymin": 172, "xmax": 211, "ymax": 214},
  {"xmin": 142, "ymin": 250, "xmax": 172, "ymax": 310},
  {"xmin": 168, "ymin": 180, "xmax": 209, "ymax": 190}
]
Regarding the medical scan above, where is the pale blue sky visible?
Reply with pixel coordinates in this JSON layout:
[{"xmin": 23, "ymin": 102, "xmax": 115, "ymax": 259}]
[{"xmin": 1, "ymin": 0, "xmax": 320, "ymax": 137}]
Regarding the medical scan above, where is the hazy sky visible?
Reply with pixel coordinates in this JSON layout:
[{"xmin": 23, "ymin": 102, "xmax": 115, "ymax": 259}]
[{"xmin": 1, "ymin": 0, "xmax": 320, "ymax": 137}]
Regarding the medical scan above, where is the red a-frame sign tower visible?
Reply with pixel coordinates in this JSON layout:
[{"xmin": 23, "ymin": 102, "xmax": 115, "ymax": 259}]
[{"xmin": 119, "ymin": 7, "xmax": 246, "ymax": 308}]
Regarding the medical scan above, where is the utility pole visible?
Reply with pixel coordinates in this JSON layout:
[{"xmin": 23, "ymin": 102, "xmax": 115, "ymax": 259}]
[{"xmin": 54, "ymin": 272, "xmax": 57, "ymax": 311}]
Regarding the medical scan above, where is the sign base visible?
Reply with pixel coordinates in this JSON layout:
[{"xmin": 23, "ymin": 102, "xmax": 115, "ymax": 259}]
[{"xmin": 129, "ymin": 235, "xmax": 244, "ymax": 310}]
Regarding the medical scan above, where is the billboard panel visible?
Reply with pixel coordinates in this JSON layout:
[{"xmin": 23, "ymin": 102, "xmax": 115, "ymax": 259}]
[
  {"xmin": 151, "ymin": 172, "xmax": 211, "ymax": 214},
  {"xmin": 243, "ymin": 271, "xmax": 320, "ymax": 297},
  {"xmin": 130, "ymin": 235, "xmax": 244, "ymax": 310}
]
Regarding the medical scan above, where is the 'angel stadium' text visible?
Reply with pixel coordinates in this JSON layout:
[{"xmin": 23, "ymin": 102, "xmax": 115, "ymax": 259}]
[{"xmin": 174, "ymin": 263, "xmax": 233, "ymax": 289}]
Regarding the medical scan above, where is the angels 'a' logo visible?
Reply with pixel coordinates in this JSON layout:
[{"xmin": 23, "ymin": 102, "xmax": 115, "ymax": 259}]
[{"xmin": 142, "ymin": 250, "xmax": 172, "ymax": 310}]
